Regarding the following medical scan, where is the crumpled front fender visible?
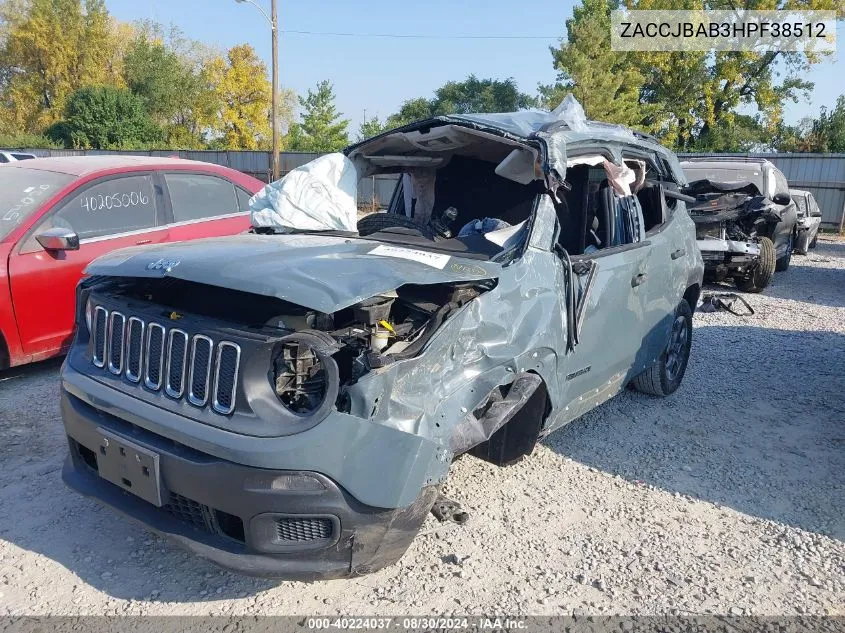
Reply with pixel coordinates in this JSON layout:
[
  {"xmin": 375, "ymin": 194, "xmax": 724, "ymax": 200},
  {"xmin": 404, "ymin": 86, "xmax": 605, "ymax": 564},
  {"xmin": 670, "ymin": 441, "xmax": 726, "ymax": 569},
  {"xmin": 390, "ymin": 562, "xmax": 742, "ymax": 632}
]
[{"xmin": 343, "ymin": 248, "xmax": 568, "ymax": 483}]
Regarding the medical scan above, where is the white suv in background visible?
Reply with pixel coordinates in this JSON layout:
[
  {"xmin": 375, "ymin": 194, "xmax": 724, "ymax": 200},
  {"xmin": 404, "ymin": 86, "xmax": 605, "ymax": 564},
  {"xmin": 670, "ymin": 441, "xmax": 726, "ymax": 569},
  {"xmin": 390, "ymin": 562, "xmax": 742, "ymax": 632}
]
[{"xmin": 0, "ymin": 150, "xmax": 37, "ymax": 164}]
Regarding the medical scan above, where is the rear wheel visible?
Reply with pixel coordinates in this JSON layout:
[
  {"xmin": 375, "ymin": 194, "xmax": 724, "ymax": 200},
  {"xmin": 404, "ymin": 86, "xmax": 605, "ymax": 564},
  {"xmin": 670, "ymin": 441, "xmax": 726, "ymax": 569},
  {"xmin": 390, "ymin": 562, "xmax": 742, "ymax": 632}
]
[
  {"xmin": 632, "ymin": 300, "xmax": 692, "ymax": 397},
  {"xmin": 775, "ymin": 232, "xmax": 794, "ymax": 271},
  {"xmin": 735, "ymin": 237, "xmax": 775, "ymax": 293}
]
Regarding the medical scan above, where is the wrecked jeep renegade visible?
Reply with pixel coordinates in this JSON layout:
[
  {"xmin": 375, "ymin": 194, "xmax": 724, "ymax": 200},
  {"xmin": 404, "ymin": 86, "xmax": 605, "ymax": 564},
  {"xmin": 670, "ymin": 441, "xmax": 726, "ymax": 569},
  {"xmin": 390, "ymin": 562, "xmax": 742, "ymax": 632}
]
[{"xmin": 60, "ymin": 104, "xmax": 704, "ymax": 579}]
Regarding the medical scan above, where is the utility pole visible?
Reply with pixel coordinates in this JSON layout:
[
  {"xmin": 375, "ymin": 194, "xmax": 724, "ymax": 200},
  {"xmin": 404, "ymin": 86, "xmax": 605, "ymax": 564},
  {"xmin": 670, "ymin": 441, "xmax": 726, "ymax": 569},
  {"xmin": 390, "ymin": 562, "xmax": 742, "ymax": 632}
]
[
  {"xmin": 271, "ymin": 0, "xmax": 280, "ymax": 181},
  {"xmin": 235, "ymin": 0, "xmax": 280, "ymax": 181}
]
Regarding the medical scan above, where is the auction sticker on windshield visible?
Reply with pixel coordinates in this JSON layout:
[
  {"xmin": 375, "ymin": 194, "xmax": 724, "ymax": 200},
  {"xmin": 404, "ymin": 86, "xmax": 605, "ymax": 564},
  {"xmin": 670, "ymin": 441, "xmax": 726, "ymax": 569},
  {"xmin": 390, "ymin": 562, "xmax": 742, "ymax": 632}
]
[{"xmin": 369, "ymin": 245, "xmax": 450, "ymax": 269}]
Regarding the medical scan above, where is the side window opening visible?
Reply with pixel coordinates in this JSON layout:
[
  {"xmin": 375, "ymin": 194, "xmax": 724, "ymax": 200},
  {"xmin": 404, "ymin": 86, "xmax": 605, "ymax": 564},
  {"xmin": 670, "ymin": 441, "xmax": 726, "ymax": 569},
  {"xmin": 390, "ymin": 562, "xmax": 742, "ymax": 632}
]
[
  {"xmin": 165, "ymin": 173, "xmax": 239, "ymax": 223},
  {"xmin": 42, "ymin": 174, "xmax": 159, "ymax": 241},
  {"xmin": 772, "ymin": 168, "xmax": 789, "ymax": 199},
  {"xmin": 236, "ymin": 187, "xmax": 253, "ymax": 212},
  {"xmin": 558, "ymin": 158, "xmax": 647, "ymax": 256}
]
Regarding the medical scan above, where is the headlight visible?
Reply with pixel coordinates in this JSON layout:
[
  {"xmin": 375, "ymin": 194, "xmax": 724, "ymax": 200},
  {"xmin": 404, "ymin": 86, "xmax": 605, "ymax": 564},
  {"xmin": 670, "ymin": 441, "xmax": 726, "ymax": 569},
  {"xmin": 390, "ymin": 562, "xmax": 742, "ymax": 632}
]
[
  {"xmin": 85, "ymin": 297, "xmax": 94, "ymax": 332},
  {"xmin": 271, "ymin": 332, "xmax": 340, "ymax": 419}
]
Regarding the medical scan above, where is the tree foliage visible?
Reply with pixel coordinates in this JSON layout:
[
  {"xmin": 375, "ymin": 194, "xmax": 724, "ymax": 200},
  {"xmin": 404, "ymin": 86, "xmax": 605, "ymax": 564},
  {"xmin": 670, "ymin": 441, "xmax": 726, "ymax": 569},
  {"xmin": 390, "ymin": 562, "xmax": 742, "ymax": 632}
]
[
  {"xmin": 0, "ymin": 1, "xmax": 298, "ymax": 150},
  {"xmin": 776, "ymin": 95, "xmax": 845, "ymax": 152},
  {"xmin": 544, "ymin": 0, "xmax": 839, "ymax": 151},
  {"xmin": 204, "ymin": 44, "xmax": 293, "ymax": 150},
  {"xmin": 0, "ymin": 0, "xmax": 121, "ymax": 133},
  {"xmin": 387, "ymin": 75, "xmax": 538, "ymax": 128},
  {"xmin": 287, "ymin": 80, "xmax": 349, "ymax": 152},
  {"xmin": 46, "ymin": 85, "xmax": 160, "ymax": 149},
  {"xmin": 122, "ymin": 31, "xmax": 220, "ymax": 147},
  {"xmin": 539, "ymin": 0, "xmax": 649, "ymax": 129},
  {"xmin": 357, "ymin": 116, "xmax": 387, "ymax": 141}
]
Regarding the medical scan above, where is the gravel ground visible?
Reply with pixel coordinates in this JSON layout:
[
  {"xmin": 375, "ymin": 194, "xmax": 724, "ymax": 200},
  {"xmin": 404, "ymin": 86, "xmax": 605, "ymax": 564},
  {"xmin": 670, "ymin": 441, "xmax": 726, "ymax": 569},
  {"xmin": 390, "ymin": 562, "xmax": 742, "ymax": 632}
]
[{"xmin": 0, "ymin": 238, "xmax": 843, "ymax": 617}]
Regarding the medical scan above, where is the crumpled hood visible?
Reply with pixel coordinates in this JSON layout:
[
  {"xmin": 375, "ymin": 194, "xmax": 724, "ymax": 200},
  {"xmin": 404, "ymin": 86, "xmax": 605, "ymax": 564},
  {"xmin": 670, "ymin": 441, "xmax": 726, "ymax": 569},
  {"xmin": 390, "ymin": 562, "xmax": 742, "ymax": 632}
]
[{"xmin": 85, "ymin": 234, "xmax": 501, "ymax": 313}]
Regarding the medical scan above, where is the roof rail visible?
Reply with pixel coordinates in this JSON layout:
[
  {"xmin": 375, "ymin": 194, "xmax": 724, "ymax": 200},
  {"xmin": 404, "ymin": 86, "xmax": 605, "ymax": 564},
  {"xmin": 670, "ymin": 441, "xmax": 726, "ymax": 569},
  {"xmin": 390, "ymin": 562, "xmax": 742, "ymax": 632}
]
[{"xmin": 681, "ymin": 156, "xmax": 770, "ymax": 164}]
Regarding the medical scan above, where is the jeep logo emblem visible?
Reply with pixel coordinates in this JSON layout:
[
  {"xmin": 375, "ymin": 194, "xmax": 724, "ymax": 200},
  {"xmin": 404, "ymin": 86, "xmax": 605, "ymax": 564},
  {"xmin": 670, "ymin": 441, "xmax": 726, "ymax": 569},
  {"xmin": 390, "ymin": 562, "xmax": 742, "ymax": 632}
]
[{"xmin": 146, "ymin": 258, "xmax": 180, "ymax": 273}]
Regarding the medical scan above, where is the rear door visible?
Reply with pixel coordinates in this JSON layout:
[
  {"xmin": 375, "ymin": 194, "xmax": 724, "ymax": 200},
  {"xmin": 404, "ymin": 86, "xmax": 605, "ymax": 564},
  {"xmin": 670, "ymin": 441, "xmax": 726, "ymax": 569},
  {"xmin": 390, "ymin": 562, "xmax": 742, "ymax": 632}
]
[
  {"xmin": 630, "ymin": 151, "xmax": 691, "ymax": 360},
  {"xmin": 8, "ymin": 172, "xmax": 168, "ymax": 358},
  {"xmin": 161, "ymin": 171, "xmax": 252, "ymax": 242}
]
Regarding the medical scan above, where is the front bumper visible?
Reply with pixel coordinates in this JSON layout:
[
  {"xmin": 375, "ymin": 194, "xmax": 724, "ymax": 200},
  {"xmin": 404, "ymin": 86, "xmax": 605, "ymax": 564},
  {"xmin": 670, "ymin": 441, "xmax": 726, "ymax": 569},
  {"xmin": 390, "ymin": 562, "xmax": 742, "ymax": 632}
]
[
  {"xmin": 697, "ymin": 238, "xmax": 760, "ymax": 270},
  {"xmin": 61, "ymin": 387, "xmax": 438, "ymax": 580}
]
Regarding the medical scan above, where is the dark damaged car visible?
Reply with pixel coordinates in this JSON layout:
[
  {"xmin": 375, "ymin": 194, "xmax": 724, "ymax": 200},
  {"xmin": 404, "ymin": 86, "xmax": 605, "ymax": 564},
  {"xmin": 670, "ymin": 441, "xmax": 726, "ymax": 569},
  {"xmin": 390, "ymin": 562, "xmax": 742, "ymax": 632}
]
[
  {"xmin": 681, "ymin": 158, "xmax": 798, "ymax": 292},
  {"xmin": 59, "ymin": 104, "xmax": 704, "ymax": 579}
]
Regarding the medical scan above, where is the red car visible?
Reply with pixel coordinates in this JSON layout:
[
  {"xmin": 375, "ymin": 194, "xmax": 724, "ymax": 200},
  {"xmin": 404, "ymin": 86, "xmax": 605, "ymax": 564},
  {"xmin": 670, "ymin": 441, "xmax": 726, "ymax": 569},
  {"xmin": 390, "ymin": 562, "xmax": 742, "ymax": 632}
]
[{"xmin": 0, "ymin": 156, "xmax": 264, "ymax": 369}]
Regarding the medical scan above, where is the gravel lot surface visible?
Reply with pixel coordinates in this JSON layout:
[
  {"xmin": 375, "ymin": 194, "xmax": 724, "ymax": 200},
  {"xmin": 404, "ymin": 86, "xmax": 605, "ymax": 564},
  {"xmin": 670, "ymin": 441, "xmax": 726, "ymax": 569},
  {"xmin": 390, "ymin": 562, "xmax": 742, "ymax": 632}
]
[{"xmin": 0, "ymin": 239, "xmax": 843, "ymax": 617}]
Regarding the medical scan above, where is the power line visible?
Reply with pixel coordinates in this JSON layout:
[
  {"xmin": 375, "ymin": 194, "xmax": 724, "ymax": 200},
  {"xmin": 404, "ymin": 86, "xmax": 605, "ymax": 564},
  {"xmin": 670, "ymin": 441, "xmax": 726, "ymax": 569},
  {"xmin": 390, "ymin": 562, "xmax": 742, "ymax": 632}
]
[{"xmin": 280, "ymin": 29, "xmax": 560, "ymax": 40}]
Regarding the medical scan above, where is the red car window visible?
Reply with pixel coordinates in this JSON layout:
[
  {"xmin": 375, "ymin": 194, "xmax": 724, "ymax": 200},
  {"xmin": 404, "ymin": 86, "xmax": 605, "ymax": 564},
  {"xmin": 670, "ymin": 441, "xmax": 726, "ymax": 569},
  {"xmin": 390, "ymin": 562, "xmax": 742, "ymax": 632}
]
[
  {"xmin": 0, "ymin": 167, "xmax": 75, "ymax": 241},
  {"xmin": 48, "ymin": 174, "xmax": 160, "ymax": 240},
  {"xmin": 164, "ymin": 173, "xmax": 240, "ymax": 223}
]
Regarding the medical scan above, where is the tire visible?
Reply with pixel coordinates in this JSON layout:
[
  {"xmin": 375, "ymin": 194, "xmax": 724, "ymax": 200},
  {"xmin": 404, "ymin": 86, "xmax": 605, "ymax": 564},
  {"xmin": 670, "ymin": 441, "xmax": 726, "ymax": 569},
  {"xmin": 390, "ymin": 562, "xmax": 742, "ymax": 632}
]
[
  {"xmin": 735, "ymin": 237, "xmax": 775, "ymax": 293},
  {"xmin": 357, "ymin": 213, "xmax": 434, "ymax": 239},
  {"xmin": 632, "ymin": 300, "xmax": 692, "ymax": 397},
  {"xmin": 775, "ymin": 232, "xmax": 794, "ymax": 271},
  {"xmin": 810, "ymin": 235, "xmax": 818, "ymax": 249}
]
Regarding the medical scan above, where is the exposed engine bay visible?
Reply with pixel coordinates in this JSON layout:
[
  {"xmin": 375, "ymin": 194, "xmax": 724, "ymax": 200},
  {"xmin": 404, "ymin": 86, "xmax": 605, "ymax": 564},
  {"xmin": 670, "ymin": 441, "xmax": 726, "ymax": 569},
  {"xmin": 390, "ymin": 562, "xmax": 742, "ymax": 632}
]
[
  {"xmin": 686, "ymin": 179, "xmax": 782, "ymax": 247},
  {"xmin": 98, "ymin": 276, "xmax": 491, "ymax": 416}
]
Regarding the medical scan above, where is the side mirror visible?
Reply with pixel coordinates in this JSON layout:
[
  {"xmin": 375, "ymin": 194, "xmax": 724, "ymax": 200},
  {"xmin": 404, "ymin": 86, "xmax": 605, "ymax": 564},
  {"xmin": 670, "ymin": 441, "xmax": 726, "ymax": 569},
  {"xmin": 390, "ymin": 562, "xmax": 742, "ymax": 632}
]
[
  {"xmin": 810, "ymin": 208, "xmax": 822, "ymax": 218},
  {"xmin": 772, "ymin": 192, "xmax": 791, "ymax": 206},
  {"xmin": 36, "ymin": 227, "xmax": 80, "ymax": 252}
]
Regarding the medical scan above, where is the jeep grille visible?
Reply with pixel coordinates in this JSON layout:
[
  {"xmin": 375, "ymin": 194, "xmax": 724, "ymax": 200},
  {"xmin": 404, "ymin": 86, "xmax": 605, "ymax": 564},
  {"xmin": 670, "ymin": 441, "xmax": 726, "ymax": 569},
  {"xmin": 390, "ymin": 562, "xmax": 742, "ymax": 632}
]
[{"xmin": 90, "ymin": 307, "xmax": 240, "ymax": 415}]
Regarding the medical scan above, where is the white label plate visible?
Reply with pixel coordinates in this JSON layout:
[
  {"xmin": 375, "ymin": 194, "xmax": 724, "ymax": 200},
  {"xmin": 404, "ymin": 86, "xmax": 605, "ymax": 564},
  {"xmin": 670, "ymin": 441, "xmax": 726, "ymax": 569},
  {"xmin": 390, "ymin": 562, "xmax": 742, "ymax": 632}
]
[{"xmin": 369, "ymin": 245, "xmax": 450, "ymax": 269}]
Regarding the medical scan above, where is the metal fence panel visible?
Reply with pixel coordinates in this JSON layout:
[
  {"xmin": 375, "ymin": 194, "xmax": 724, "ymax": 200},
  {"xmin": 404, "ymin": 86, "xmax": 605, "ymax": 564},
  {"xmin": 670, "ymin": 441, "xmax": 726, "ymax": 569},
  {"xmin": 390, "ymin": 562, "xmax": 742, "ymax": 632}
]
[{"xmin": 358, "ymin": 175, "xmax": 399, "ymax": 210}]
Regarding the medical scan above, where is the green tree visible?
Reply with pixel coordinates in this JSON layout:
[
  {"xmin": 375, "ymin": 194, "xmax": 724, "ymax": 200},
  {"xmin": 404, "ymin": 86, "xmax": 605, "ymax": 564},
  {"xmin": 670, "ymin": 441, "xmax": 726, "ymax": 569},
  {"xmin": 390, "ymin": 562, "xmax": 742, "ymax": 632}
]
[
  {"xmin": 386, "ymin": 97, "xmax": 434, "ymax": 128},
  {"xmin": 286, "ymin": 80, "xmax": 349, "ymax": 152},
  {"xmin": 122, "ymin": 32, "xmax": 217, "ymax": 147},
  {"xmin": 544, "ymin": 0, "xmax": 839, "ymax": 151},
  {"xmin": 540, "ymin": 0, "xmax": 659, "ymax": 130},
  {"xmin": 386, "ymin": 76, "xmax": 537, "ymax": 128},
  {"xmin": 776, "ymin": 96, "xmax": 845, "ymax": 152},
  {"xmin": 0, "ymin": 0, "xmax": 122, "ymax": 133},
  {"xmin": 357, "ymin": 116, "xmax": 387, "ymax": 141},
  {"xmin": 46, "ymin": 85, "xmax": 160, "ymax": 149},
  {"xmin": 204, "ymin": 44, "xmax": 294, "ymax": 150},
  {"xmin": 433, "ymin": 75, "xmax": 537, "ymax": 114},
  {"xmin": 124, "ymin": 35, "xmax": 189, "ymax": 120}
]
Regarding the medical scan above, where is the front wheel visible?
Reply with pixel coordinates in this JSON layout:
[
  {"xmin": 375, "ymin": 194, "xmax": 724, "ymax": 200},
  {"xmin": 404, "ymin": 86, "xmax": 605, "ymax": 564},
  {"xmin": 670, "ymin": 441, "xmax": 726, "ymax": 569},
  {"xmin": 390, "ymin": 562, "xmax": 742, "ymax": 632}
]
[
  {"xmin": 810, "ymin": 235, "xmax": 818, "ymax": 249},
  {"xmin": 735, "ymin": 236, "xmax": 775, "ymax": 293},
  {"xmin": 631, "ymin": 300, "xmax": 693, "ymax": 397}
]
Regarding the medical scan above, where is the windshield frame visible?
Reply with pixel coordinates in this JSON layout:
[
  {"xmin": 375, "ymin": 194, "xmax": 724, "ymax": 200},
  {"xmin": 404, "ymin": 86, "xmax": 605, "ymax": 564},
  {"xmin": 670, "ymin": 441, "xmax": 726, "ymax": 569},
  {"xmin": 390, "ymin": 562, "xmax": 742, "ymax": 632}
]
[{"xmin": 0, "ymin": 167, "xmax": 77, "ymax": 243}]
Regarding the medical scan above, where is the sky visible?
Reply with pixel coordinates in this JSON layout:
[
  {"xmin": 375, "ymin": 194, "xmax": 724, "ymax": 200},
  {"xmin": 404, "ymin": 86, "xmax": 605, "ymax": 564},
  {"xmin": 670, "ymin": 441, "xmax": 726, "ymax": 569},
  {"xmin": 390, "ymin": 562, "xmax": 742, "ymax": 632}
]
[{"xmin": 104, "ymin": 0, "xmax": 843, "ymax": 135}]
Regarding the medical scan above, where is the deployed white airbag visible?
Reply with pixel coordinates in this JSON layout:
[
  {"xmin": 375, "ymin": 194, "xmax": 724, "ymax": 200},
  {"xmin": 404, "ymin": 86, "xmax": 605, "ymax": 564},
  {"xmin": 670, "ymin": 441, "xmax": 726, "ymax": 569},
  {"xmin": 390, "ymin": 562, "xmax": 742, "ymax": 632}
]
[{"xmin": 250, "ymin": 153, "xmax": 358, "ymax": 232}]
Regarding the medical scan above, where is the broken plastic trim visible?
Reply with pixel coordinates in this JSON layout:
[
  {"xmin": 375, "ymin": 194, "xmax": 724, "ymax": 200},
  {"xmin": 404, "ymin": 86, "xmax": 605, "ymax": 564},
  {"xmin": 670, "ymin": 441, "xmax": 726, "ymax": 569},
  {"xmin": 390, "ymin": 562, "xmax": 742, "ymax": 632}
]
[
  {"xmin": 450, "ymin": 373, "xmax": 544, "ymax": 456},
  {"xmin": 430, "ymin": 494, "xmax": 469, "ymax": 525}
]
